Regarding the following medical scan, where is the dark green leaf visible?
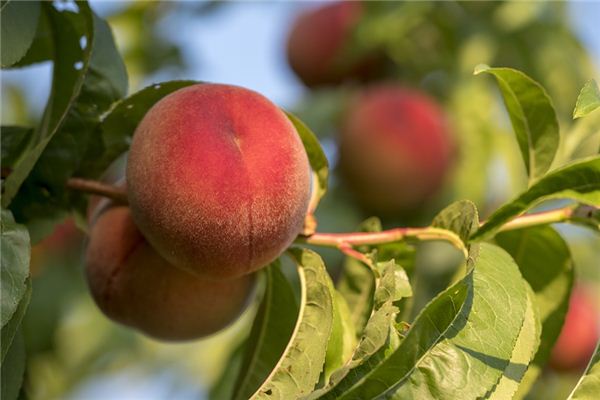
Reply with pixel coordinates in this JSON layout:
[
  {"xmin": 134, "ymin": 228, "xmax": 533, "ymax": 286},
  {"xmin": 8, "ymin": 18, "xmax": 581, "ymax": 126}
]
[
  {"xmin": 11, "ymin": 6, "xmax": 52, "ymax": 67},
  {"xmin": 9, "ymin": 7, "xmax": 128, "ymax": 234},
  {"xmin": 0, "ymin": 331, "xmax": 26, "ymax": 400},
  {"xmin": 0, "ymin": 126, "xmax": 33, "ymax": 169},
  {"xmin": 233, "ymin": 262, "xmax": 298, "ymax": 400},
  {"xmin": 250, "ymin": 248, "xmax": 334, "ymax": 399},
  {"xmin": 210, "ymin": 339, "xmax": 247, "ymax": 400},
  {"xmin": 573, "ymin": 79, "xmax": 600, "ymax": 119},
  {"xmin": 2, "ymin": 2, "xmax": 93, "ymax": 208},
  {"xmin": 22, "ymin": 9, "xmax": 128, "ymax": 184},
  {"xmin": 1, "ymin": 209, "xmax": 30, "ymax": 328},
  {"xmin": 473, "ymin": 156, "xmax": 600, "ymax": 240},
  {"xmin": 568, "ymin": 342, "xmax": 600, "ymax": 399},
  {"xmin": 1, "ymin": 0, "xmax": 40, "ymax": 67},
  {"xmin": 432, "ymin": 200, "xmax": 479, "ymax": 246},
  {"xmin": 474, "ymin": 65, "xmax": 559, "ymax": 182},
  {"xmin": 496, "ymin": 226, "xmax": 574, "ymax": 397},
  {"xmin": 285, "ymin": 112, "xmax": 329, "ymax": 207}
]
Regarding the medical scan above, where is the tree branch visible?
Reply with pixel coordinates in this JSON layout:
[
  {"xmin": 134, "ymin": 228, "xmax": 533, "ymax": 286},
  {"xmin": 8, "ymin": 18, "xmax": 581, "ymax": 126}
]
[{"xmin": 62, "ymin": 177, "xmax": 596, "ymax": 254}]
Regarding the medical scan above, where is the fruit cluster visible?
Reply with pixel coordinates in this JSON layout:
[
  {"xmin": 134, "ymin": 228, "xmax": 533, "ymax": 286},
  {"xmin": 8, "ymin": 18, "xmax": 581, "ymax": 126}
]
[{"xmin": 85, "ymin": 84, "xmax": 311, "ymax": 340}]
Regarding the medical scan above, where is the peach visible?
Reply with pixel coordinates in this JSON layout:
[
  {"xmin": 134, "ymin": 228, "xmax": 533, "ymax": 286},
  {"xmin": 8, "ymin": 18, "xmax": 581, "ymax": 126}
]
[
  {"xmin": 287, "ymin": 1, "xmax": 375, "ymax": 87},
  {"xmin": 85, "ymin": 198, "xmax": 254, "ymax": 341},
  {"xmin": 549, "ymin": 286, "xmax": 599, "ymax": 371},
  {"xmin": 339, "ymin": 85, "xmax": 454, "ymax": 215},
  {"xmin": 126, "ymin": 84, "xmax": 311, "ymax": 279}
]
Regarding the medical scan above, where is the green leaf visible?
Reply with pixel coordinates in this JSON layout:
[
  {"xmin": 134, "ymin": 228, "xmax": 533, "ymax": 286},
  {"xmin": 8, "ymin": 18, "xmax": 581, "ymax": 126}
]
[
  {"xmin": 11, "ymin": 6, "xmax": 52, "ymax": 68},
  {"xmin": 1, "ymin": 280, "xmax": 31, "ymax": 362},
  {"xmin": 285, "ymin": 112, "xmax": 329, "ymax": 206},
  {"xmin": 250, "ymin": 248, "xmax": 334, "ymax": 399},
  {"xmin": 432, "ymin": 200, "xmax": 479, "ymax": 246},
  {"xmin": 484, "ymin": 286, "xmax": 541, "ymax": 399},
  {"xmin": 322, "ymin": 291, "xmax": 357, "ymax": 384},
  {"xmin": 330, "ymin": 243, "xmax": 530, "ymax": 400},
  {"xmin": 473, "ymin": 156, "xmax": 600, "ymax": 240},
  {"xmin": 317, "ymin": 260, "xmax": 411, "ymax": 398},
  {"xmin": 336, "ymin": 257, "xmax": 375, "ymax": 339},
  {"xmin": 0, "ymin": 0, "xmax": 41, "ymax": 67},
  {"xmin": 233, "ymin": 262, "xmax": 298, "ymax": 400},
  {"xmin": 496, "ymin": 226, "xmax": 574, "ymax": 397},
  {"xmin": 573, "ymin": 79, "xmax": 600, "ymax": 119},
  {"xmin": 0, "ymin": 331, "xmax": 26, "ymax": 400},
  {"xmin": 314, "ymin": 304, "xmax": 399, "ymax": 399},
  {"xmin": 1, "ymin": 209, "xmax": 30, "ymax": 328},
  {"xmin": 1, "ymin": 2, "xmax": 94, "ymax": 207},
  {"xmin": 374, "ymin": 260, "xmax": 411, "ymax": 305},
  {"xmin": 390, "ymin": 263, "xmax": 412, "ymax": 302},
  {"xmin": 82, "ymin": 80, "xmax": 199, "ymax": 178},
  {"xmin": 474, "ymin": 65, "xmax": 559, "ymax": 182},
  {"xmin": 568, "ymin": 342, "xmax": 600, "ymax": 400},
  {"xmin": 322, "ymin": 253, "xmax": 473, "ymax": 400},
  {"xmin": 353, "ymin": 262, "xmax": 407, "ymax": 365}
]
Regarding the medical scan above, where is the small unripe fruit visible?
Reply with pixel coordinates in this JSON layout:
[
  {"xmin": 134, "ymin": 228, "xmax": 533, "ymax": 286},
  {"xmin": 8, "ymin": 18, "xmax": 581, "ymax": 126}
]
[
  {"xmin": 339, "ymin": 85, "xmax": 454, "ymax": 215},
  {"xmin": 549, "ymin": 286, "xmax": 599, "ymax": 371},
  {"xmin": 287, "ymin": 1, "xmax": 373, "ymax": 87},
  {"xmin": 85, "ymin": 199, "xmax": 254, "ymax": 341},
  {"xmin": 127, "ymin": 84, "xmax": 311, "ymax": 279}
]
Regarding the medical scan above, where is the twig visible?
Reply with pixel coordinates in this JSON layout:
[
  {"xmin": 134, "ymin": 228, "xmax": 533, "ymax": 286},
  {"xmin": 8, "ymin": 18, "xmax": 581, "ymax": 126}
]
[{"xmin": 66, "ymin": 178, "xmax": 128, "ymax": 204}]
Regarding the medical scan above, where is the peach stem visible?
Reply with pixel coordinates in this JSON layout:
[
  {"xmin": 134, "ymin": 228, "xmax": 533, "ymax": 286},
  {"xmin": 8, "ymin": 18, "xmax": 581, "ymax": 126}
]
[{"xmin": 66, "ymin": 178, "xmax": 128, "ymax": 204}]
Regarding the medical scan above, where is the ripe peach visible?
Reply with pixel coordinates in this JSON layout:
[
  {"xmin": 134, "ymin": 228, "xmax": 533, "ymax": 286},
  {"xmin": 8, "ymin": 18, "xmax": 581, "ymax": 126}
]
[
  {"xmin": 127, "ymin": 84, "xmax": 311, "ymax": 279},
  {"xmin": 549, "ymin": 286, "xmax": 599, "ymax": 371},
  {"xmin": 287, "ymin": 1, "xmax": 375, "ymax": 87},
  {"xmin": 85, "ymin": 198, "xmax": 255, "ymax": 341},
  {"xmin": 339, "ymin": 85, "xmax": 454, "ymax": 215}
]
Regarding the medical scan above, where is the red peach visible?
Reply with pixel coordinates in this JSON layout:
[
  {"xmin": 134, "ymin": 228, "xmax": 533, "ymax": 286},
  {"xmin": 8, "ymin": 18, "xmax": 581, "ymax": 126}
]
[
  {"xmin": 85, "ymin": 198, "xmax": 254, "ymax": 341},
  {"xmin": 287, "ymin": 1, "xmax": 374, "ymax": 87},
  {"xmin": 126, "ymin": 84, "xmax": 311, "ymax": 279},
  {"xmin": 549, "ymin": 285, "xmax": 599, "ymax": 371},
  {"xmin": 339, "ymin": 85, "xmax": 454, "ymax": 215}
]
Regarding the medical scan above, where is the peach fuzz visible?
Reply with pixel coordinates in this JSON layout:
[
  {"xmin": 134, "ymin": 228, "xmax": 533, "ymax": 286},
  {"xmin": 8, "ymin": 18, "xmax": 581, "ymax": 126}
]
[
  {"xmin": 127, "ymin": 84, "xmax": 311, "ymax": 279},
  {"xmin": 339, "ymin": 85, "xmax": 454, "ymax": 215},
  {"xmin": 85, "ymin": 199, "xmax": 254, "ymax": 341}
]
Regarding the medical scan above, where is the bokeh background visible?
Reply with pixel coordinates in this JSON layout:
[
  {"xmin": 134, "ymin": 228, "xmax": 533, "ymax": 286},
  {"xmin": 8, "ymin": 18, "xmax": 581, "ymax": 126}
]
[{"xmin": 2, "ymin": 1, "xmax": 600, "ymax": 399}]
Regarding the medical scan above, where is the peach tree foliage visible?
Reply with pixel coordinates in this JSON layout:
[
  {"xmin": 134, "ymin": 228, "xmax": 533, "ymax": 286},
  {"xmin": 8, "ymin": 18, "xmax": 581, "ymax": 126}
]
[{"xmin": 2, "ymin": 1, "xmax": 600, "ymax": 400}]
